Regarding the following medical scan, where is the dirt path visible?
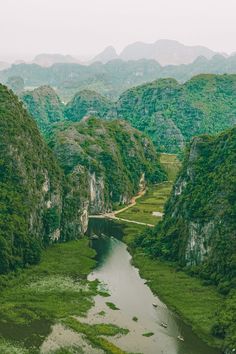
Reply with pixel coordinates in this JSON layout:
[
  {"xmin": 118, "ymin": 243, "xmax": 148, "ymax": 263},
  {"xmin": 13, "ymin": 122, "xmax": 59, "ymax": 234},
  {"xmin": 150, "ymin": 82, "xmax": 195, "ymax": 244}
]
[{"xmin": 89, "ymin": 189, "xmax": 155, "ymax": 227}]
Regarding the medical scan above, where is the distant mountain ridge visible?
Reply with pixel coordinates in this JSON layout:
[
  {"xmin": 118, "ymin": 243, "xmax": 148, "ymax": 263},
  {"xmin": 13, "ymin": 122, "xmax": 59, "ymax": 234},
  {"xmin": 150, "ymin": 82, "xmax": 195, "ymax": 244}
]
[
  {"xmin": 32, "ymin": 53, "xmax": 81, "ymax": 67},
  {"xmin": 2, "ymin": 53, "xmax": 236, "ymax": 101},
  {"xmin": 21, "ymin": 74, "xmax": 236, "ymax": 154},
  {"xmin": 92, "ymin": 39, "xmax": 216, "ymax": 65},
  {"xmin": 91, "ymin": 46, "xmax": 118, "ymax": 64}
]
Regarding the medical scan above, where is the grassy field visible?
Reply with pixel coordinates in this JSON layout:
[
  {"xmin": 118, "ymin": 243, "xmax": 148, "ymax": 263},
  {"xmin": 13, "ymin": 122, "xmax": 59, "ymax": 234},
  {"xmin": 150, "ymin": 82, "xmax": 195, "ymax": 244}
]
[
  {"xmin": 118, "ymin": 182, "xmax": 172, "ymax": 225},
  {"xmin": 118, "ymin": 154, "xmax": 180, "ymax": 225},
  {"xmin": 159, "ymin": 153, "xmax": 181, "ymax": 182}
]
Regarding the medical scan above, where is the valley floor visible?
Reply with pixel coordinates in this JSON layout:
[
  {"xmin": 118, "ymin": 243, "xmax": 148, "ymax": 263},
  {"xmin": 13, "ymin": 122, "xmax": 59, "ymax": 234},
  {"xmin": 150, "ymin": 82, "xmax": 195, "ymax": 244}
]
[{"xmin": 0, "ymin": 154, "xmax": 226, "ymax": 353}]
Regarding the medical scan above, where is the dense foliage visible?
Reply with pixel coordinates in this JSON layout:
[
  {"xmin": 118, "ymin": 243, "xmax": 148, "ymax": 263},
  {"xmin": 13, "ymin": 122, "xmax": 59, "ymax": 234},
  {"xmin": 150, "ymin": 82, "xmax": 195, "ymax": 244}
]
[
  {"xmin": 134, "ymin": 127, "xmax": 236, "ymax": 351},
  {"xmin": 49, "ymin": 117, "xmax": 166, "ymax": 213},
  {"xmin": 116, "ymin": 74, "xmax": 236, "ymax": 152},
  {"xmin": 17, "ymin": 75, "xmax": 236, "ymax": 155},
  {"xmin": 64, "ymin": 90, "xmax": 112, "ymax": 122},
  {"xmin": 0, "ymin": 84, "xmax": 65, "ymax": 273},
  {"xmin": 136, "ymin": 127, "xmax": 236, "ymax": 287},
  {"xmin": 2, "ymin": 54, "xmax": 236, "ymax": 100},
  {"xmin": 21, "ymin": 85, "xmax": 65, "ymax": 134},
  {"xmin": 0, "ymin": 85, "xmax": 89, "ymax": 275}
]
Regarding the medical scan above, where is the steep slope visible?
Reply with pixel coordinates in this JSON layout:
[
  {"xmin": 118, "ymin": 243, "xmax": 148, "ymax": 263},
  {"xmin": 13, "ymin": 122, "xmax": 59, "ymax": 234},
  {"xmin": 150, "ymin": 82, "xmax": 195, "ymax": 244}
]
[
  {"xmin": 21, "ymin": 86, "xmax": 65, "ymax": 134},
  {"xmin": 49, "ymin": 117, "xmax": 166, "ymax": 214},
  {"xmin": 116, "ymin": 74, "xmax": 236, "ymax": 152},
  {"xmin": 91, "ymin": 46, "xmax": 118, "ymax": 64},
  {"xmin": 0, "ymin": 85, "xmax": 86, "ymax": 274},
  {"xmin": 135, "ymin": 127, "xmax": 236, "ymax": 351},
  {"xmin": 152, "ymin": 128, "xmax": 235, "ymax": 286},
  {"xmin": 64, "ymin": 90, "xmax": 112, "ymax": 122},
  {"xmin": 119, "ymin": 39, "xmax": 216, "ymax": 65}
]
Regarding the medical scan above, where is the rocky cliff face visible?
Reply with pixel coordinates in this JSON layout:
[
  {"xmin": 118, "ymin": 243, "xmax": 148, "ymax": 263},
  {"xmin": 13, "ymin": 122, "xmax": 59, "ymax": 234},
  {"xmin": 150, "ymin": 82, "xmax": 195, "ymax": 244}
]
[
  {"xmin": 151, "ymin": 128, "xmax": 236, "ymax": 288},
  {"xmin": 49, "ymin": 117, "xmax": 166, "ymax": 214},
  {"xmin": 0, "ymin": 85, "xmax": 86, "ymax": 274},
  {"xmin": 134, "ymin": 127, "xmax": 236, "ymax": 352}
]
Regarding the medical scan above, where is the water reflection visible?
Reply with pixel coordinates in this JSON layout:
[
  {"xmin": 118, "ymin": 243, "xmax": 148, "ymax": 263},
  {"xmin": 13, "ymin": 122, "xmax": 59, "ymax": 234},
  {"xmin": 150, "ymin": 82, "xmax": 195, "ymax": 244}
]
[{"xmin": 87, "ymin": 217, "xmax": 222, "ymax": 354}]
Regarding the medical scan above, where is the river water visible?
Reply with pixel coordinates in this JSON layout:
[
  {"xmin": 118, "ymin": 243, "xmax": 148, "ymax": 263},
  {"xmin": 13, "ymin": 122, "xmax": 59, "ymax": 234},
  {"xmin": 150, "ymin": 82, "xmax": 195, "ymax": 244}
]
[{"xmin": 86, "ymin": 218, "xmax": 222, "ymax": 354}]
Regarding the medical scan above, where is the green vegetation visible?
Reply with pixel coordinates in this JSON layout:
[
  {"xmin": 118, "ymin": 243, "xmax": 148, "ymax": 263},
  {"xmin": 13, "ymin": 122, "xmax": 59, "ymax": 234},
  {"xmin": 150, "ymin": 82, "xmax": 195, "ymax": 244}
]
[
  {"xmin": 136, "ymin": 128, "xmax": 236, "ymax": 291},
  {"xmin": 3, "ymin": 55, "xmax": 236, "ymax": 100},
  {"xmin": 118, "ymin": 154, "xmax": 180, "ymax": 224},
  {"xmin": 64, "ymin": 317, "xmax": 128, "ymax": 337},
  {"xmin": 64, "ymin": 89, "xmax": 112, "ymax": 122},
  {"xmin": 118, "ymin": 182, "xmax": 172, "ymax": 225},
  {"xmin": 98, "ymin": 310, "xmax": 106, "ymax": 316},
  {"xmin": 0, "ymin": 236, "xmax": 132, "ymax": 354},
  {"xmin": 0, "ymin": 84, "xmax": 64, "ymax": 274},
  {"xmin": 132, "ymin": 245, "xmax": 224, "ymax": 349},
  {"xmin": 0, "ymin": 84, "xmax": 87, "ymax": 275},
  {"xmin": 106, "ymin": 302, "xmax": 120, "ymax": 310},
  {"xmin": 18, "ymin": 75, "xmax": 236, "ymax": 156},
  {"xmin": 62, "ymin": 317, "xmax": 129, "ymax": 354},
  {"xmin": 50, "ymin": 116, "xmax": 166, "ymax": 214},
  {"xmin": 120, "ymin": 218, "xmax": 225, "ymax": 351},
  {"xmin": 0, "ymin": 239, "xmax": 98, "ymax": 352},
  {"xmin": 116, "ymin": 74, "xmax": 236, "ymax": 152},
  {"xmin": 21, "ymin": 85, "xmax": 65, "ymax": 134},
  {"xmin": 0, "ymin": 338, "xmax": 30, "ymax": 354},
  {"xmin": 0, "ymin": 240, "xmax": 96, "ymax": 325},
  {"xmin": 129, "ymin": 128, "xmax": 236, "ymax": 352},
  {"xmin": 142, "ymin": 332, "xmax": 154, "ymax": 337},
  {"xmin": 132, "ymin": 317, "xmax": 138, "ymax": 322},
  {"xmin": 159, "ymin": 154, "xmax": 181, "ymax": 181}
]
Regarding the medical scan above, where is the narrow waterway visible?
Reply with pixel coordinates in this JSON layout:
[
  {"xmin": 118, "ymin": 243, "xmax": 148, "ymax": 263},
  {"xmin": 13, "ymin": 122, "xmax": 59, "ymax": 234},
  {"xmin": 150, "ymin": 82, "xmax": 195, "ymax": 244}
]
[{"xmin": 86, "ymin": 218, "xmax": 221, "ymax": 354}]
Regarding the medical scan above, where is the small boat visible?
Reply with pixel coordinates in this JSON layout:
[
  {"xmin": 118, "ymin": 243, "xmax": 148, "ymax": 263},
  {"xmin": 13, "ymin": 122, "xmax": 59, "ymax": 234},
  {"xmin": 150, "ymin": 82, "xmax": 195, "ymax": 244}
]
[
  {"xmin": 177, "ymin": 335, "xmax": 184, "ymax": 342},
  {"xmin": 160, "ymin": 322, "xmax": 168, "ymax": 328},
  {"xmin": 152, "ymin": 303, "xmax": 158, "ymax": 307}
]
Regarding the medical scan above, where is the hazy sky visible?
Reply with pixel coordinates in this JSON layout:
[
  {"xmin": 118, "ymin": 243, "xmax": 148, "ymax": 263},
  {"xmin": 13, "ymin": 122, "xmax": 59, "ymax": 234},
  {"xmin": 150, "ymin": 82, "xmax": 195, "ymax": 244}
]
[{"xmin": 1, "ymin": 0, "xmax": 236, "ymax": 61}]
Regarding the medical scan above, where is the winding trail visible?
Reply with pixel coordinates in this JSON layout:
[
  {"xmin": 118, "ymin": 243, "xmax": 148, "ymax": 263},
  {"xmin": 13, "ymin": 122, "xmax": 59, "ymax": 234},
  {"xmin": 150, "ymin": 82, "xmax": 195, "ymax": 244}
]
[{"xmin": 89, "ymin": 189, "xmax": 156, "ymax": 227}]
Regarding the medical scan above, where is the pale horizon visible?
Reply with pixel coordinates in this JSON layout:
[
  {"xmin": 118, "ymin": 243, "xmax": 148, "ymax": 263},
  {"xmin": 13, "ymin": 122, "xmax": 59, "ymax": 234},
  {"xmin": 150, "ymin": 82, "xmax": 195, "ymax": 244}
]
[{"xmin": 1, "ymin": 0, "xmax": 236, "ymax": 62}]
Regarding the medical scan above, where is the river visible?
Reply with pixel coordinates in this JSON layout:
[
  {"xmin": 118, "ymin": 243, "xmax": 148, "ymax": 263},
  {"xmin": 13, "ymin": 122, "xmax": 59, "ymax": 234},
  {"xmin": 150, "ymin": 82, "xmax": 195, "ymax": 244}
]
[{"xmin": 86, "ymin": 218, "xmax": 222, "ymax": 354}]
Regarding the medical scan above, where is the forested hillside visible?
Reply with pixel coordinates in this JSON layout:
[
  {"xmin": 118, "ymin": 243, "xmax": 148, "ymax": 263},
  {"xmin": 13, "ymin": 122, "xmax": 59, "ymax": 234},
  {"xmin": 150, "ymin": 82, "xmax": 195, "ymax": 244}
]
[
  {"xmin": 0, "ymin": 84, "xmax": 65, "ymax": 273},
  {"xmin": 49, "ymin": 117, "xmax": 166, "ymax": 213},
  {"xmin": 64, "ymin": 90, "xmax": 112, "ymax": 122},
  {"xmin": 2, "ymin": 54, "xmax": 236, "ymax": 100},
  {"xmin": 135, "ymin": 127, "xmax": 236, "ymax": 351},
  {"xmin": 116, "ymin": 74, "xmax": 236, "ymax": 152},
  {"xmin": 21, "ymin": 85, "xmax": 65, "ymax": 133}
]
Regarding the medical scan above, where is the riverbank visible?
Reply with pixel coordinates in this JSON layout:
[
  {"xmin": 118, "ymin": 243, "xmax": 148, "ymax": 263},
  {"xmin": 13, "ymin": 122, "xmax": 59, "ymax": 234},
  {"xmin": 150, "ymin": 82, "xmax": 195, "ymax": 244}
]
[
  {"xmin": 0, "ymin": 240, "xmax": 129, "ymax": 354},
  {"xmin": 115, "ymin": 154, "xmax": 225, "ymax": 352},
  {"xmin": 121, "ymin": 222, "xmax": 224, "ymax": 352}
]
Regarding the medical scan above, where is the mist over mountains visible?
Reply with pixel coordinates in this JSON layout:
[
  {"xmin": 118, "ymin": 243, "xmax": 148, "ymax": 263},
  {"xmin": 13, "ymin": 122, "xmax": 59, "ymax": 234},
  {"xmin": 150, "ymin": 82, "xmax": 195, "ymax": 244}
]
[
  {"xmin": 92, "ymin": 39, "xmax": 217, "ymax": 65},
  {"xmin": 0, "ymin": 39, "xmax": 227, "ymax": 69}
]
